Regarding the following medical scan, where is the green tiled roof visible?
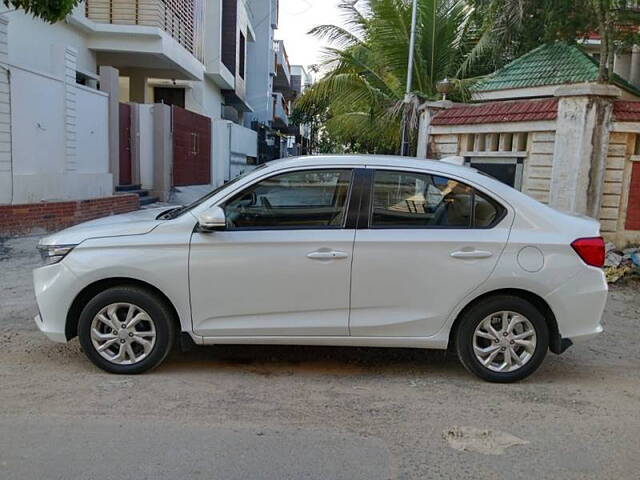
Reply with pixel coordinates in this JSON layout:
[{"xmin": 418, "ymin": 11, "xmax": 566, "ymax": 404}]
[{"xmin": 472, "ymin": 42, "xmax": 640, "ymax": 96}]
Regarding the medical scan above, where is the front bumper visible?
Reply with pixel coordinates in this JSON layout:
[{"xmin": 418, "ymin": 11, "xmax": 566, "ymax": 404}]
[
  {"xmin": 33, "ymin": 262, "xmax": 80, "ymax": 344},
  {"xmin": 34, "ymin": 314, "xmax": 67, "ymax": 343}
]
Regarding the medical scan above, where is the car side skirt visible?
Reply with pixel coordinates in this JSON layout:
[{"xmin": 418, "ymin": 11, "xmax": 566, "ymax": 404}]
[{"xmin": 191, "ymin": 334, "xmax": 449, "ymax": 349}]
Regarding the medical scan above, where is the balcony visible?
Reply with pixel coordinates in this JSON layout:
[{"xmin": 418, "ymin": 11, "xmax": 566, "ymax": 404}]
[
  {"xmin": 85, "ymin": 0, "xmax": 203, "ymax": 60},
  {"xmin": 273, "ymin": 39, "xmax": 291, "ymax": 93},
  {"xmin": 272, "ymin": 92, "xmax": 289, "ymax": 128},
  {"xmin": 72, "ymin": 0, "xmax": 204, "ymax": 80}
]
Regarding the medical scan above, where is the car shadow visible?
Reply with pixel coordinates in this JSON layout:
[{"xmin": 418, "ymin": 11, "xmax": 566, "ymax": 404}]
[
  {"xmin": 156, "ymin": 343, "xmax": 605, "ymax": 385},
  {"xmin": 161, "ymin": 344, "xmax": 467, "ymax": 378}
]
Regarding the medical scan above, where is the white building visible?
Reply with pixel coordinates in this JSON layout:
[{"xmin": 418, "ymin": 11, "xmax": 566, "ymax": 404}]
[{"xmin": 0, "ymin": 0, "xmax": 264, "ymax": 217}]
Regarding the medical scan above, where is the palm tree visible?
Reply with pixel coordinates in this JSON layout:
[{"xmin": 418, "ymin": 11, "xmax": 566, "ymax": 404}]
[{"xmin": 295, "ymin": 0, "xmax": 474, "ymax": 154}]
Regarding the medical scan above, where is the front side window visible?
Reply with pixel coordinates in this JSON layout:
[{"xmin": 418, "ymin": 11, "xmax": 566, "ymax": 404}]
[
  {"xmin": 224, "ymin": 169, "xmax": 352, "ymax": 229},
  {"xmin": 370, "ymin": 170, "xmax": 502, "ymax": 228}
]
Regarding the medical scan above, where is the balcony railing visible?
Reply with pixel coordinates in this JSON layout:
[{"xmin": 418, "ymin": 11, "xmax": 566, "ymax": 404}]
[
  {"xmin": 85, "ymin": 0, "xmax": 204, "ymax": 62},
  {"xmin": 272, "ymin": 91, "xmax": 289, "ymax": 127},
  {"xmin": 273, "ymin": 39, "xmax": 291, "ymax": 81}
]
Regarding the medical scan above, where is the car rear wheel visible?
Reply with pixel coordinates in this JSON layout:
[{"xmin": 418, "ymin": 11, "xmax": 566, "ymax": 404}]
[
  {"xmin": 77, "ymin": 286, "xmax": 175, "ymax": 374},
  {"xmin": 455, "ymin": 295, "xmax": 549, "ymax": 383}
]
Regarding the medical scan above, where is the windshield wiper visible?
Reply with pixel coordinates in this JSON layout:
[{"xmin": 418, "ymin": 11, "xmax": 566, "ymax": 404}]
[{"xmin": 156, "ymin": 206, "xmax": 183, "ymax": 220}]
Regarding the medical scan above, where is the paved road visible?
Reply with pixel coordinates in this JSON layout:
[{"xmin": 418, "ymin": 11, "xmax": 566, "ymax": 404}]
[
  {"xmin": 1, "ymin": 235, "xmax": 639, "ymax": 479},
  {"xmin": 0, "ymin": 416, "xmax": 391, "ymax": 480}
]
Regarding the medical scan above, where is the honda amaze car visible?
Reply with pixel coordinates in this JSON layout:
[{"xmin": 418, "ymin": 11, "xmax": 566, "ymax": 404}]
[{"xmin": 33, "ymin": 155, "xmax": 607, "ymax": 382}]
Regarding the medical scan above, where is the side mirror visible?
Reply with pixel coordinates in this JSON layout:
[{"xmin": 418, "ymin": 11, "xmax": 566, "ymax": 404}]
[{"xmin": 197, "ymin": 206, "xmax": 226, "ymax": 232}]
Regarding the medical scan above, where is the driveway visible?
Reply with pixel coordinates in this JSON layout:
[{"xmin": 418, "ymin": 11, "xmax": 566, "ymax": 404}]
[{"xmin": 1, "ymin": 235, "xmax": 639, "ymax": 479}]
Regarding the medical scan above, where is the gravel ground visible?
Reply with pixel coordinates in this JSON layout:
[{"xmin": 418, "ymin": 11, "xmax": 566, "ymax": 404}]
[{"xmin": 1, "ymin": 234, "xmax": 639, "ymax": 479}]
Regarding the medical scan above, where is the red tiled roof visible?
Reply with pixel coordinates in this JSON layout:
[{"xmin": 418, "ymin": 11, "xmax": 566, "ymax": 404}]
[
  {"xmin": 431, "ymin": 99, "xmax": 558, "ymax": 126},
  {"xmin": 613, "ymin": 100, "xmax": 640, "ymax": 122}
]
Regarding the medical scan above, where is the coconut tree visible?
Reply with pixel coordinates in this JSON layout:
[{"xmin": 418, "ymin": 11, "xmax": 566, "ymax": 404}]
[{"xmin": 295, "ymin": 0, "xmax": 474, "ymax": 154}]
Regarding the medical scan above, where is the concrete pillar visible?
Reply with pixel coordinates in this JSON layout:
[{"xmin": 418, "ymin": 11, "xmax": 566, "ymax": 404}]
[
  {"xmin": 629, "ymin": 45, "xmax": 640, "ymax": 89},
  {"xmin": 152, "ymin": 103, "xmax": 172, "ymax": 201},
  {"xmin": 99, "ymin": 66, "xmax": 120, "ymax": 189},
  {"xmin": 549, "ymin": 84, "xmax": 620, "ymax": 217},
  {"xmin": 416, "ymin": 100, "xmax": 453, "ymax": 159},
  {"xmin": 0, "ymin": 16, "xmax": 11, "ymax": 204},
  {"xmin": 54, "ymin": 45, "xmax": 78, "ymax": 173},
  {"xmin": 613, "ymin": 51, "xmax": 632, "ymax": 81},
  {"xmin": 129, "ymin": 72, "xmax": 150, "ymax": 103}
]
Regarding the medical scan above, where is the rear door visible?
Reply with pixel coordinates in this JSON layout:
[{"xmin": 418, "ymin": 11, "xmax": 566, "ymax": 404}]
[{"xmin": 349, "ymin": 168, "xmax": 511, "ymax": 337}]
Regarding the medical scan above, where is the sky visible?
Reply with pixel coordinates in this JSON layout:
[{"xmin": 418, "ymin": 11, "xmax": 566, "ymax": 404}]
[{"xmin": 275, "ymin": 0, "xmax": 346, "ymax": 72}]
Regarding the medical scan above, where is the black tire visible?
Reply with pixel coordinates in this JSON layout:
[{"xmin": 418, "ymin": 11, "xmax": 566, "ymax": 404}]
[
  {"xmin": 77, "ymin": 286, "xmax": 176, "ymax": 374},
  {"xmin": 455, "ymin": 295, "xmax": 549, "ymax": 383}
]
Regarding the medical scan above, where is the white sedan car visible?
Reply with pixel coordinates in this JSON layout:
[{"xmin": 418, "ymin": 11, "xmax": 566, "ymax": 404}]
[{"xmin": 33, "ymin": 155, "xmax": 607, "ymax": 382}]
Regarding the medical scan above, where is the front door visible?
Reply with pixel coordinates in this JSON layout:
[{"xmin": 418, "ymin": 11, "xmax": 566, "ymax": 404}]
[
  {"xmin": 189, "ymin": 168, "xmax": 355, "ymax": 337},
  {"xmin": 349, "ymin": 168, "xmax": 511, "ymax": 337},
  {"xmin": 118, "ymin": 103, "xmax": 132, "ymax": 185}
]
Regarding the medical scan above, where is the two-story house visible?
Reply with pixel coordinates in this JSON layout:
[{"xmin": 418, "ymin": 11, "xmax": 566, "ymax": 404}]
[{"xmin": 0, "ymin": 0, "xmax": 278, "ymax": 235}]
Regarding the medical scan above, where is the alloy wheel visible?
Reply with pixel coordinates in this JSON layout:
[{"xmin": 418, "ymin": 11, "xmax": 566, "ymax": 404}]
[
  {"xmin": 472, "ymin": 311, "xmax": 537, "ymax": 373},
  {"xmin": 90, "ymin": 302, "xmax": 157, "ymax": 365}
]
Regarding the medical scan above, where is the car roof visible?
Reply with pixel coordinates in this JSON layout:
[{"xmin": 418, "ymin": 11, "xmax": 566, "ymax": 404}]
[{"xmin": 268, "ymin": 154, "xmax": 469, "ymax": 175}]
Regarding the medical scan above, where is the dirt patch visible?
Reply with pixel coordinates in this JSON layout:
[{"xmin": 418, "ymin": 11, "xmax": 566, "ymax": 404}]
[{"xmin": 443, "ymin": 426, "xmax": 529, "ymax": 455}]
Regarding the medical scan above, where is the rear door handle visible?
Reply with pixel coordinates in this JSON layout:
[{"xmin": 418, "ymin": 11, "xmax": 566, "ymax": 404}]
[
  {"xmin": 450, "ymin": 250, "xmax": 493, "ymax": 259},
  {"xmin": 307, "ymin": 250, "xmax": 349, "ymax": 260}
]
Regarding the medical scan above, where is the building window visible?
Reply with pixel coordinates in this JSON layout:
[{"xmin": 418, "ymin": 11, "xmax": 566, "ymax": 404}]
[
  {"xmin": 466, "ymin": 157, "xmax": 524, "ymax": 190},
  {"xmin": 239, "ymin": 32, "xmax": 246, "ymax": 79},
  {"xmin": 634, "ymin": 134, "xmax": 640, "ymax": 156},
  {"xmin": 154, "ymin": 87, "xmax": 186, "ymax": 108}
]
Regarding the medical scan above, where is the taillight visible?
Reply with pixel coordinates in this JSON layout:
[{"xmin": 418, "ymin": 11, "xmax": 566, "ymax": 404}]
[{"xmin": 571, "ymin": 237, "xmax": 605, "ymax": 268}]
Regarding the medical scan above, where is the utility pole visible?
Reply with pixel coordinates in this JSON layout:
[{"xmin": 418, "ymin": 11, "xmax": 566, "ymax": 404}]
[{"xmin": 400, "ymin": 0, "xmax": 418, "ymax": 156}]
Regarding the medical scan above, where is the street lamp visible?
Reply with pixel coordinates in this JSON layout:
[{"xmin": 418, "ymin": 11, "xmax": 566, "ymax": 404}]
[
  {"xmin": 436, "ymin": 77, "xmax": 452, "ymax": 101},
  {"xmin": 400, "ymin": 0, "xmax": 418, "ymax": 156}
]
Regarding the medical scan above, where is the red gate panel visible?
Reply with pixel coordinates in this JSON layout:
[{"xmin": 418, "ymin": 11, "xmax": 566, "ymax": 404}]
[
  {"xmin": 172, "ymin": 106, "xmax": 211, "ymax": 186},
  {"xmin": 119, "ymin": 103, "xmax": 132, "ymax": 185}
]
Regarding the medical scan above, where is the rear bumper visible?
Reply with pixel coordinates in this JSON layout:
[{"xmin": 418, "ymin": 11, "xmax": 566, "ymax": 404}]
[{"xmin": 545, "ymin": 267, "xmax": 607, "ymax": 347}]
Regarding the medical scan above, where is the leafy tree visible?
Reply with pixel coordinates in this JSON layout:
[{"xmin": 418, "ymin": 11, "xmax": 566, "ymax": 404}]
[
  {"xmin": 3, "ymin": 0, "xmax": 80, "ymax": 23},
  {"xmin": 295, "ymin": 0, "xmax": 474, "ymax": 154},
  {"xmin": 465, "ymin": 0, "xmax": 640, "ymax": 82}
]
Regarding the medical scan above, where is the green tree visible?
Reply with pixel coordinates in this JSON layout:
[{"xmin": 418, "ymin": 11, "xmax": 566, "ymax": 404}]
[
  {"xmin": 465, "ymin": 0, "xmax": 640, "ymax": 82},
  {"xmin": 295, "ymin": 0, "xmax": 474, "ymax": 154},
  {"xmin": 3, "ymin": 0, "xmax": 80, "ymax": 23}
]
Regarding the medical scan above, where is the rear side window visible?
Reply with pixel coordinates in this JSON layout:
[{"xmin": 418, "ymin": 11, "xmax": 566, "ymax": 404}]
[{"xmin": 370, "ymin": 170, "xmax": 503, "ymax": 228}]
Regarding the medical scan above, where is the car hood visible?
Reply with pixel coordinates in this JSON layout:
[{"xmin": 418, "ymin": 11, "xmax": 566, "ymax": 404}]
[{"xmin": 39, "ymin": 207, "xmax": 173, "ymax": 246}]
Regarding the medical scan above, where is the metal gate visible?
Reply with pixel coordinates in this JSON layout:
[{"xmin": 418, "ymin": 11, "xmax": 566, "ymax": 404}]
[
  {"xmin": 172, "ymin": 106, "xmax": 211, "ymax": 186},
  {"xmin": 119, "ymin": 103, "xmax": 132, "ymax": 185}
]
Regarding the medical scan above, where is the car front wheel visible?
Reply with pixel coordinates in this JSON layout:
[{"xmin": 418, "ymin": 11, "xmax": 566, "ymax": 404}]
[
  {"xmin": 455, "ymin": 295, "xmax": 549, "ymax": 383},
  {"xmin": 77, "ymin": 286, "xmax": 175, "ymax": 374}
]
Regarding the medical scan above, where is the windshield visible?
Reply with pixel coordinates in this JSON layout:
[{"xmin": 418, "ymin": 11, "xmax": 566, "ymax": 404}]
[{"xmin": 159, "ymin": 165, "xmax": 268, "ymax": 220}]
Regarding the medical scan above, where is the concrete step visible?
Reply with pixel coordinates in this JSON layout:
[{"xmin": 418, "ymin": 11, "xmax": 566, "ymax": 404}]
[
  {"xmin": 115, "ymin": 184, "xmax": 142, "ymax": 192},
  {"xmin": 139, "ymin": 196, "xmax": 159, "ymax": 206},
  {"xmin": 124, "ymin": 189, "xmax": 149, "ymax": 197}
]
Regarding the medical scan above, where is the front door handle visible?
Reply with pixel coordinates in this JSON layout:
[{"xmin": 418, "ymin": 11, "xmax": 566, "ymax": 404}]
[
  {"xmin": 307, "ymin": 250, "xmax": 349, "ymax": 260},
  {"xmin": 450, "ymin": 249, "xmax": 493, "ymax": 259}
]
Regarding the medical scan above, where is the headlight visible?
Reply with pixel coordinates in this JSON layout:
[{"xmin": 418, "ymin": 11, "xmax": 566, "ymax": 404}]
[{"xmin": 37, "ymin": 244, "xmax": 77, "ymax": 265}]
